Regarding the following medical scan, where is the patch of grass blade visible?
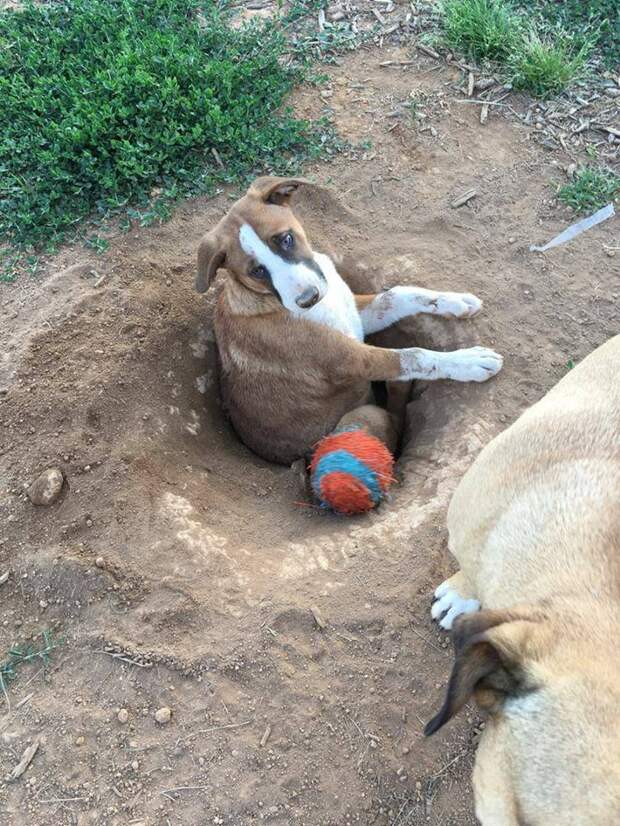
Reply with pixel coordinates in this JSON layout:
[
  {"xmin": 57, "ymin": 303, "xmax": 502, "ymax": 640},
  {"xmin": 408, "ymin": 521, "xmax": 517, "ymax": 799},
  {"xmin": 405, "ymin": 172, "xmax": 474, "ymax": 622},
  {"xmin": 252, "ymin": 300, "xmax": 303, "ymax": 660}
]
[
  {"xmin": 0, "ymin": 0, "xmax": 332, "ymax": 251},
  {"xmin": 0, "ymin": 630, "xmax": 61, "ymax": 705},
  {"xmin": 510, "ymin": 31, "xmax": 590, "ymax": 97},
  {"xmin": 441, "ymin": 0, "xmax": 521, "ymax": 62},
  {"xmin": 522, "ymin": 0, "xmax": 619, "ymax": 68},
  {"xmin": 557, "ymin": 167, "xmax": 620, "ymax": 214},
  {"xmin": 440, "ymin": 0, "xmax": 597, "ymax": 97}
]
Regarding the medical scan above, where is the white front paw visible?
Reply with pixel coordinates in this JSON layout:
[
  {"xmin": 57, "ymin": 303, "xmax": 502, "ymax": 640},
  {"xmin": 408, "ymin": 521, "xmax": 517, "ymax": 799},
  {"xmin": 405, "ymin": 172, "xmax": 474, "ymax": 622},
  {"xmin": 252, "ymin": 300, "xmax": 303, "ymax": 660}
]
[
  {"xmin": 431, "ymin": 585, "xmax": 480, "ymax": 630},
  {"xmin": 444, "ymin": 346, "xmax": 503, "ymax": 382},
  {"xmin": 436, "ymin": 292, "xmax": 482, "ymax": 318}
]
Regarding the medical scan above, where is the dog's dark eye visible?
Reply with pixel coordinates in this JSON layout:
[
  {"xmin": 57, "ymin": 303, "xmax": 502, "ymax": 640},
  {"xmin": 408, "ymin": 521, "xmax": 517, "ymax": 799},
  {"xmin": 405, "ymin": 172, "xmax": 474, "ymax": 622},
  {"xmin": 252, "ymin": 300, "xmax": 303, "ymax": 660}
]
[
  {"xmin": 279, "ymin": 232, "xmax": 294, "ymax": 251},
  {"xmin": 251, "ymin": 264, "xmax": 269, "ymax": 280}
]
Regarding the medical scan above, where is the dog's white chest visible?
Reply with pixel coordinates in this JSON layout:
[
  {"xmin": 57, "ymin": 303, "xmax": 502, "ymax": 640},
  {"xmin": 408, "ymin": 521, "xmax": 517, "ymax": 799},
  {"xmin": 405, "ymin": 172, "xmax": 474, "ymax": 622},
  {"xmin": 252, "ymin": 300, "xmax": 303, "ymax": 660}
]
[{"xmin": 304, "ymin": 253, "xmax": 364, "ymax": 341}]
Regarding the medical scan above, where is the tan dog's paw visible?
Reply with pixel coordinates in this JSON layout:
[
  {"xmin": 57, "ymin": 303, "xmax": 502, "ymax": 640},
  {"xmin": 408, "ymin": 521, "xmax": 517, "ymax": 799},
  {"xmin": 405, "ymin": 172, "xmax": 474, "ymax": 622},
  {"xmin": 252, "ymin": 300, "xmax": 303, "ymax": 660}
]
[
  {"xmin": 435, "ymin": 292, "xmax": 482, "ymax": 318},
  {"xmin": 431, "ymin": 581, "xmax": 480, "ymax": 630}
]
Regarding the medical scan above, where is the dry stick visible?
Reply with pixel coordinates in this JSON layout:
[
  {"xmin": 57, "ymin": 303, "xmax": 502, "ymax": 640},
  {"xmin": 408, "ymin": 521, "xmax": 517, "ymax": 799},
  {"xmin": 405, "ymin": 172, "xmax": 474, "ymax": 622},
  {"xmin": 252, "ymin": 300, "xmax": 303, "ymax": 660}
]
[
  {"xmin": 379, "ymin": 60, "xmax": 415, "ymax": 67},
  {"xmin": 310, "ymin": 605, "xmax": 327, "ymax": 630},
  {"xmin": 198, "ymin": 720, "xmax": 252, "ymax": 734},
  {"xmin": 93, "ymin": 650, "xmax": 153, "ymax": 668},
  {"xmin": 39, "ymin": 797, "xmax": 88, "ymax": 805},
  {"xmin": 160, "ymin": 786, "xmax": 209, "ymax": 797},
  {"xmin": 372, "ymin": 7, "xmax": 386, "ymax": 24},
  {"xmin": 410, "ymin": 626, "xmax": 445, "ymax": 654},
  {"xmin": 417, "ymin": 43, "xmax": 440, "ymax": 60},
  {"xmin": 456, "ymin": 95, "xmax": 510, "ymax": 106},
  {"xmin": 8, "ymin": 740, "xmax": 39, "ymax": 781},
  {"xmin": 451, "ymin": 188, "xmax": 477, "ymax": 208},
  {"xmin": 431, "ymin": 750, "xmax": 467, "ymax": 779},
  {"xmin": 15, "ymin": 692, "xmax": 33, "ymax": 709},
  {"xmin": 0, "ymin": 679, "xmax": 10, "ymax": 715},
  {"xmin": 183, "ymin": 719, "xmax": 253, "ymax": 742},
  {"xmin": 597, "ymin": 125, "xmax": 620, "ymax": 138},
  {"xmin": 260, "ymin": 724, "xmax": 272, "ymax": 748}
]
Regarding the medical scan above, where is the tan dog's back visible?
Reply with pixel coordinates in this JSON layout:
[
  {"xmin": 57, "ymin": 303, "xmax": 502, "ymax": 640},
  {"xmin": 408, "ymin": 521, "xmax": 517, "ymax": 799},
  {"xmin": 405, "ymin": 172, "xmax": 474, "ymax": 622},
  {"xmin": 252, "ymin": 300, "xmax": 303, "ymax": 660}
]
[
  {"xmin": 449, "ymin": 334, "xmax": 620, "ymax": 609},
  {"xmin": 427, "ymin": 336, "xmax": 620, "ymax": 824}
]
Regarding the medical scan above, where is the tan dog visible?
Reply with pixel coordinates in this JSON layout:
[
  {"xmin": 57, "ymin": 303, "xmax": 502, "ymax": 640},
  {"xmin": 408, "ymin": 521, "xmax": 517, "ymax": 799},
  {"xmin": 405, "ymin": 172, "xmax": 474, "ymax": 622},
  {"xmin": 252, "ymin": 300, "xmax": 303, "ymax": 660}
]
[
  {"xmin": 196, "ymin": 176, "xmax": 503, "ymax": 464},
  {"xmin": 426, "ymin": 334, "xmax": 620, "ymax": 824}
]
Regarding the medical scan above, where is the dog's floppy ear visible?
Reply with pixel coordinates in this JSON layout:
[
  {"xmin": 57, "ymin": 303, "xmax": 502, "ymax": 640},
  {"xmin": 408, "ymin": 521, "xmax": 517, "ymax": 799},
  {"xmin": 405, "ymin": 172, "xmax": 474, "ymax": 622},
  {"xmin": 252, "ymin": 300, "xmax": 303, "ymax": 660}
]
[
  {"xmin": 249, "ymin": 176, "xmax": 311, "ymax": 206},
  {"xmin": 196, "ymin": 230, "xmax": 226, "ymax": 294},
  {"xmin": 424, "ymin": 610, "xmax": 542, "ymax": 736}
]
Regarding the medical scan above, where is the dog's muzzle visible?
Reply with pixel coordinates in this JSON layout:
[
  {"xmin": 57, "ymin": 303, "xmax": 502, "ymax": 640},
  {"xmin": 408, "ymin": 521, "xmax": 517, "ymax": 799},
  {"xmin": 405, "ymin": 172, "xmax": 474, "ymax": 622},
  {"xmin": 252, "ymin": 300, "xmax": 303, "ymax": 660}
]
[{"xmin": 296, "ymin": 285, "xmax": 321, "ymax": 309}]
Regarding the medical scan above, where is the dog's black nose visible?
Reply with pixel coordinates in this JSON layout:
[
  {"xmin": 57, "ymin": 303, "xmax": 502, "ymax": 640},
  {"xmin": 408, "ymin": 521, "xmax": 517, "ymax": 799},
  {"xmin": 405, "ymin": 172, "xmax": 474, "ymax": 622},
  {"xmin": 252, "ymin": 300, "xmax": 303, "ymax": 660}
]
[{"xmin": 296, "ymin": 286, "xmax": 320, "ymax": 309}]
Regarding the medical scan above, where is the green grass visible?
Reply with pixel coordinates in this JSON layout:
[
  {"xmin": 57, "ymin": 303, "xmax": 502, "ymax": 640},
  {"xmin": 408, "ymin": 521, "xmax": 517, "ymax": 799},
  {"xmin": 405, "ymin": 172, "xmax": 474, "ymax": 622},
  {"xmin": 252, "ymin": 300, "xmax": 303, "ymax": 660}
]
[
  {"xmin": 440, "ymin": 0, "xmax": 597, "ymax": 96},
  {"xmin": 557, "ymin": 167, "xmax": 620, "ymax": 214},
  {"xmin": 523, "ymin": 0, "xmax": 620, "ymax": 68},
  {"xmin": 510, "ymin": 31, "xmax": 590, "ymax": 97},
  {"xmin": 441, "ymin": 0, "xmax": 521, "ymax": 62},
  {"xmin": 0, "ymin": 630, "xmax": 61, "ymax": 705},
  {"xmin": 0, "ymin": 0, "xmax": 333, "ymax": 252}
]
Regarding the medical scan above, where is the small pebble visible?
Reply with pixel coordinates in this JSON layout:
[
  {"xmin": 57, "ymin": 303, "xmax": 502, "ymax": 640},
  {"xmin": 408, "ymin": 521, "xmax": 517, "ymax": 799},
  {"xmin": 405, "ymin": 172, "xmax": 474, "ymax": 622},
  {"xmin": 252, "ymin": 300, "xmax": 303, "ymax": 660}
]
[
  {"xmin": 75, "ymin": 736, "xmax": 85, "ymax": 746},
  {"xmin": 155, "ymin": 707, "xmax": 172, "ymax": 724},
  {"xmin": 131, "ymin": 760, "xmax": 139, "ymax": 771},
  {"xmin": 95, "ymin": 557, "xmax": 105, "ymax": 568},
  {"xmin": 117, "ymin": 708, "xmax": 129, "ymax": 724}
]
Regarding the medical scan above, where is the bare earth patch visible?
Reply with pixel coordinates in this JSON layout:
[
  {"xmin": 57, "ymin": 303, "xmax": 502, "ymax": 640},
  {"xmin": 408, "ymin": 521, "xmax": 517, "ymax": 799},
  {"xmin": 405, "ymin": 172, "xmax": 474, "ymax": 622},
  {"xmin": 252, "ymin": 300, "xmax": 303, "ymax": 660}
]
[{"xmin": 1, "ymin": 44, "xmax": 619, "ymax": 826}]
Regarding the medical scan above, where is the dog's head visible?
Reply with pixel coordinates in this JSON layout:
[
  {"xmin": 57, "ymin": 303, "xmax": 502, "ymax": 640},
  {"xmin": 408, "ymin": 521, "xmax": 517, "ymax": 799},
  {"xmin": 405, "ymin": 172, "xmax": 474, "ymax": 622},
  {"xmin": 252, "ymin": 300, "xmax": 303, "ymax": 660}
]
[
  {"xmin": 196, "ymin": 176, "xmax": 327, "ymax": 312},
  {"xmin": 425, "ymin": 609, "xmax": 620, "ymax": 825}
]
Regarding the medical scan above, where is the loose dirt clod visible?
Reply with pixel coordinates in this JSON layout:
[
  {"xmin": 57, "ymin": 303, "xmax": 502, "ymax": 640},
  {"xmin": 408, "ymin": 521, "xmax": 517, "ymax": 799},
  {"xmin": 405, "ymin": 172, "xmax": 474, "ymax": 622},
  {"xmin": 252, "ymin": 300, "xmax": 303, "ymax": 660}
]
[
  {"xmin": 155, "ymin": 707, "xmax": 172, "ymax": 724},
  {"xmin": 27, "ymin": 468, "xmax": 64, "ymax": 506}
]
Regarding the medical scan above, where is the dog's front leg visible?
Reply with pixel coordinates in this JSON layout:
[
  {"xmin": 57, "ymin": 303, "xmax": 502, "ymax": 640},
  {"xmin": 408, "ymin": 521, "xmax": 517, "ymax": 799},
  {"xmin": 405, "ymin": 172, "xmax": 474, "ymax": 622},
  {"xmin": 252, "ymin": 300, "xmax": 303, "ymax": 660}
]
[
  {"xmin": 357, "ymin": 287, "xmax": 482, "ymax": 335},
  {"xmin": 330, "ymin": 336, "xmax": 502, "ymax": 384}
]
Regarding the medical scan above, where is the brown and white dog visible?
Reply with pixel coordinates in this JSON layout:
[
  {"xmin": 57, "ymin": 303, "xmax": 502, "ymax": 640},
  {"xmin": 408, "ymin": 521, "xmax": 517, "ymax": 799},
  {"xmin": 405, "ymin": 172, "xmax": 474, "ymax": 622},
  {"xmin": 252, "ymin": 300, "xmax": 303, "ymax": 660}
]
[
  {"xmin": 196, "ymin": 176, "xmax": 503, "ymax": 464},
  {"xmin": 426, "ymin": 334, "xmax": 620, "ymax": 825}
]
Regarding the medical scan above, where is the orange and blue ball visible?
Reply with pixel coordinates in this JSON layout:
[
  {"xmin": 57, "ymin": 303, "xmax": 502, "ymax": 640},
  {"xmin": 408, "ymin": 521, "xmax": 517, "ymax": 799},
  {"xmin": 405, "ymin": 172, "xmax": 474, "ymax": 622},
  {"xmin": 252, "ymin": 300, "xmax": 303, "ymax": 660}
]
[{"xmin": 309, "ymin": 428, "xmax": 395, "ymax": 515}]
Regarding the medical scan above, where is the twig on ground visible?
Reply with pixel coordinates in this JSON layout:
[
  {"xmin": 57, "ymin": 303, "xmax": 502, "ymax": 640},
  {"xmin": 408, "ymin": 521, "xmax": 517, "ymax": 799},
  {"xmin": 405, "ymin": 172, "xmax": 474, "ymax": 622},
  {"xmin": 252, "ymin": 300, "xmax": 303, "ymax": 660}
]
[
  {"xmin": 410, "ymin": 626, "xmax": 445, "ymax": 654},
  {"xmin": 93, "ymin": 650, "xmax": 153, "ymax": 668},
  {"xmin": 183, "ymin": 719, "xmax": 253, "ymax": 742},
  {"xmin": 8, "ymin": 740, "xmax": 40, "ymax": 781},
  {"xmin": 431, "ymin": 750, "xmax": 467, "ymax": 779},
  {"xmin": 159, "ymin": 785, "xmax": 209, "ymax": 797}
]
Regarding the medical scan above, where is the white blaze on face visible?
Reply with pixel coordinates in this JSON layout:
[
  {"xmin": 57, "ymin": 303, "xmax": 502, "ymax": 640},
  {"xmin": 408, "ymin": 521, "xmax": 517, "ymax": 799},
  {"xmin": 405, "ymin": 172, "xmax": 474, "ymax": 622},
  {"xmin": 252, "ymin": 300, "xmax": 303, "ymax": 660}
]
[{"xmin": 238, "ymin": 223, "xmax": 325, "ymax": 314}]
